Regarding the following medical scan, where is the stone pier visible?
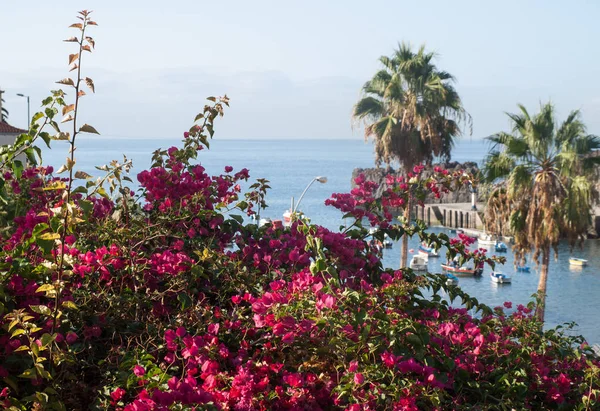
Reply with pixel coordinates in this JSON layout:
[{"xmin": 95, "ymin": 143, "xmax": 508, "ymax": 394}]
[{"xmin": 413, "ymin": 202, "xmax": 485, "ymax": 230}]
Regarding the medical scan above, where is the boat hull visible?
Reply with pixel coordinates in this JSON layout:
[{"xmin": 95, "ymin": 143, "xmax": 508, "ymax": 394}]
[
  {"xmin": 569, "ymin": 258, "xmax": 588, "ymax": 266},
  {"xmin": 441, "ymin": 264, "xmax": 481, "ymax": 276},
  {"xmin": 490, "ymin": 272, "xmax": 511, "ymax": 283},
  {"xmin": 418, "ymin": 245, "xmax": 438, "ymax": 257}
]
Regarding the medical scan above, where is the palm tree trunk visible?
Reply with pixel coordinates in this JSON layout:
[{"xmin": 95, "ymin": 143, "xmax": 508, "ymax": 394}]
[
  {"xmin": 400, "ymin": 195, "xmax": 412, "ymax": 268},
  {"xmin": 535, "ymin": 248, "xmax": 550, "ymax": 322}
]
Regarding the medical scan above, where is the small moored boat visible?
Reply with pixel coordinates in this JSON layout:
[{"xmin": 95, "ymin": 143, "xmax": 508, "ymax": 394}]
[
  {"xmin": 569, "ymin": 257, "xmax": 588, "ymax": 266},
  {"xmin": 516, "ymin": 265, "xmax": 530, "ymax": 272},
  {"xmin": 418, "ymin": 243, "xmax": 439, "ymax": 257},
  {"xmin": 383, "ymin": 234, "xmax": 393, "ymax": 249},
  {"xmin": 441, "ymin": 263, "xmax": 482, "ymax": 276},
  {"xmin": 445, "ymin": 273, "xmax": 459, "ymax": 286},
  {"xmin": 258, "ymin": 218, "xmax": 272, "ymax": 227},
  {"xmin": 495, "ymin": 242, "xmax": 508, "ymax": 253},
  {"xmin": 409, "ymin": 255, "xmax": 428, "ymax": 271},
  {"xmin": 490, "ymin": 271, "xmax": 511, "ymax": 284},
  {"xmin": 478, "ymin": 234, "xmax": 497, "ymax": 247}
]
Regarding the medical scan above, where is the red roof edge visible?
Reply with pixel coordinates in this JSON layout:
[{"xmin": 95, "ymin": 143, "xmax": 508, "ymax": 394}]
[{"xmin": 0, "ymin": 122, "xmax": 28, "ymax": 134}]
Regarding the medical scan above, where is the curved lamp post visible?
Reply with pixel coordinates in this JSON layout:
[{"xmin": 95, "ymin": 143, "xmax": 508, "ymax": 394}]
[
  {"xmin": 293, "ymin": 176, "xmax": 327, "ymax": 213},
  {"xmin": 16, "ymin": 93, "xmax": 30, "ymax": 129},
  {"xmin": 469, "ymin": 184, "xmax": 478, "ymax": 211},
  {"xmin": 462, "ymin": 172, "xmax": 477, "ymax": 211}
]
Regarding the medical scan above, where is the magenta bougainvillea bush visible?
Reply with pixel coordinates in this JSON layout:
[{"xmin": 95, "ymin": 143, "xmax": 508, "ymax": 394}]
[{"xmin": 0, "ymin": 11, "xmax": 599, "ymax": 411}]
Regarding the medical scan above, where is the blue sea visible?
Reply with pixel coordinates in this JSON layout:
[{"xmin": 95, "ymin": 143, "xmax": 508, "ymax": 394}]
[{"xmin": 41, "ymin": 137, "xmax": 600, "ymax": 344}]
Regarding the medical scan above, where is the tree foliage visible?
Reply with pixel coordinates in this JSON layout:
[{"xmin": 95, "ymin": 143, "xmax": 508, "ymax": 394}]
[
  {"xmin": 352, "ymin": 43, "xmax": 471, "ymax": 169},
  {"xmin": 484, "ymin": 102, "xmax": 600, "ymax": 320}
]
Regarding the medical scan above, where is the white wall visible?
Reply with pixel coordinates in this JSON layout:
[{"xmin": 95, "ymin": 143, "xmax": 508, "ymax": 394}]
[
  {"xmin": 0, "ymin": 133, "xmax": 17, "ymax": 146},
  {"xmin": 0, "ymin": 133, "xmax": 27, "ymax": 164}
]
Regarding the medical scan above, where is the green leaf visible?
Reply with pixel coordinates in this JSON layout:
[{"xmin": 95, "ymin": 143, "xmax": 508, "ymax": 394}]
[
  {"xmin": 62, "ymin": 301, "xmax": 78, "ymax": 310},
  {"xmin": 230, "ymin": 214, "xmax": 243, "ymax": 224},
  {"xmin": 38, "ymin": 232, "xmax": 60, "ymax": 241},
  {"xmin": 8, "ymin": 319, "xmax": 19, "ymax": 332},
  {"xmin": 36, "ymin": 284, "xmax": 55, "ymax": 294},
  {"xmin": 36, "ymin": 239, "xmax": 54, "ymax": 254},
  {"xmin": 25, "ymin": 148, "xmax": 37, "ymax": 165},
  {"xmin": 19, "ymin": 368, "xmax": 37, "ymax": 379},
  {"xmin": 11, "ymin": 329, "xmax": 26, "ymax": 338},
  {"xmin": 79, "ymin": 199, "xmax": 94, "ymax": 215},
  {"xmin": 40, "ymin": 333, "xmax": 56, "ymax": 348},
  {"xmin": 30, "ymin": 305, "xmax": 52, "ymax": 316},
  {"xmin": 177, "ymin": 293, "xmax": 192, "ymax": 310},
  {"xmin": 12, "ymin": 160, "xmax": 23, "ymax": 179}
]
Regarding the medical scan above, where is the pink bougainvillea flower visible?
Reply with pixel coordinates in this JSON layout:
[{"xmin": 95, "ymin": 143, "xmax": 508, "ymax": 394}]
[
  {"xmin": 110, "ymin": 387, "xmax": 126, "ymax": 402},
  {"xmin": 133, "ymin": 365, "xmax": 146, "ymax": 377},
  {"xmin": 66, "ymin": 332, "xmax": 78, "ymax": 345}
]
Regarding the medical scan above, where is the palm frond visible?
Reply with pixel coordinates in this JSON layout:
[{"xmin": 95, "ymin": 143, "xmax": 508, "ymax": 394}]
[{"xmin": 483, "ymin": 150, "xmax": 515, "ymax": 182}]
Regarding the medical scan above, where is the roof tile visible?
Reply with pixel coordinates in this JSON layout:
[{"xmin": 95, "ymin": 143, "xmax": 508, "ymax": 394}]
[{"xmin": 0, "ymin": 122, "xmax": 27, "ymax": 134}]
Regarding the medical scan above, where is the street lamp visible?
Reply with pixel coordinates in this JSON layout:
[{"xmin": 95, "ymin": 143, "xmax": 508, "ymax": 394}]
[
  {"xmin": 16, "ymin": 93, "xmax": 30, "ymax": 129},
  {"xmin": 462, "ymin": 172, "xmax": 477, "ymax": 211},
  {"xmin": 283, "ymin": 176, "xmax": 327, "ymax": 226},
  {"xmin": 293, "ymin": 176, "xmax": 327, "ymax": 213},
  {"xmin": 470, "ymin": 185, "xmax": 478, "ymax": 211}
]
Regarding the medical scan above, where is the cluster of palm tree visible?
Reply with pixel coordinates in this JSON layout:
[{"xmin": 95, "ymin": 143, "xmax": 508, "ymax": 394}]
[
  {"xmin": 484, "ymin": 103, "xmax": 600, "ymax": 321},
  {"xmin": 352, "ymin": 43, "xmax": 470, "ymax": 268},
  {"xmin": 355, "ymin": 43, "xmax": 600, "ymax": 323}
]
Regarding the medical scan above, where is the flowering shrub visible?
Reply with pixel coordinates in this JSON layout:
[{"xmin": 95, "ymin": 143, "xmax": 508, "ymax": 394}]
[{"xmin": 0, "ymin": 10, "xmax": 598, "ymax": 411}]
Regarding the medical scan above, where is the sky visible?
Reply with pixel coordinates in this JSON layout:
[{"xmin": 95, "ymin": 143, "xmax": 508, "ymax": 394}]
[{"xmin": 2, "ymin": 0, "xmax": 600, "ymax": 140}]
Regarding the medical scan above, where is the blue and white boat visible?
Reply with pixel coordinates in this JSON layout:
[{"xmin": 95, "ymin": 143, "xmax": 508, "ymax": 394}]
[
  {"xmin": 516, "ymin": 265, "xmax": 530, "ymax": 272},
  {"xmin": 445, "ymin": 273, "xmax": 459, "ymax": 286},
  {"xmin": 490, "ymin": 271, "xmax": 511, "ymax": 284},
  {"xmin": 383, "ymin": 234, "xmax": 393, "ymax": 249},
  {"xmin": 495, "ymin": 242, "xmax": 508, "ymax": 253},
  {"xmin": 418, "ymin": 243, "xmax": 439, "ymax": 257}
]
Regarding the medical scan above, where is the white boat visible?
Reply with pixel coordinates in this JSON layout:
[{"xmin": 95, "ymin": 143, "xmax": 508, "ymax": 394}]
[
  {"xmin": 478, "ymin": 234, "xmax": 497, "ymax": 247},
  {"xmin": 409, "ymin": 255, "xmax": 428, "ymax": 271},
  {"xmin": 569, "ymin": 257, "xmax": 588, "ymax": 266},
  {"xmin": 382, "ymin": 234, "xmax": 393, "ymax": 249},
  {"xmin": 445, "ymin": 273, "xmax": 459, "ymax": 286},
  {"xmin": 495, "ymin": 242, "xmax": 508, "ymax": 252},
  {"xmin": 258, "ymin": 218, "xmax": 272, "ymax": 227},
  {"xmin": 418, "ymin": 243, "xmax": 439, "ymax": 257},
  {"xmin": 282, "ymin": 210, "xmax": 292, "ymax": 227},
  {"xmin": 441, "ymin": 263, "xmax": 482, "ymax": 276},
  {"xmin": 490, "ymin": 271, "xmax": 511, "ymax": 284}
]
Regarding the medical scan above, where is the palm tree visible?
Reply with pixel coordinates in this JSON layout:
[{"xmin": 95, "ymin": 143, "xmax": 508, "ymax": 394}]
[
  {"xmin": 353, "ymin": 43, "xmax": 470, "ymax": 267},
  {"xmin": 484, "ymin": 102, "xmax": 600, "ymax": 321},
  {"xmin": 1, "ymin": 97, "xmax": 8, "ymax": 122}
]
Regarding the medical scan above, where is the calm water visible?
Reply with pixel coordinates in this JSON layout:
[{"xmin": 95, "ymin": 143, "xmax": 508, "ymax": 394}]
[{"xmin": 40, "ymin": 137, "xmax": 600, "ymax": 343}]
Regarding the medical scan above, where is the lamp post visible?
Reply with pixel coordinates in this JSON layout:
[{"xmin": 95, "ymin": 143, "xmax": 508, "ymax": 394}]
[
  {"xmin": 470, "ymin": 185, "xmax": 477, "ymax": 211},
  {"xmin": 283, "ymin": 176, "xmax": 327, "ymax": 226},
  {"xmin": 293, "ymin": 176, "xmax": 327, "ymax": 213},
  {"xmin": 16, "ymin": 93, "xmax": 30, "ymax": 129}
]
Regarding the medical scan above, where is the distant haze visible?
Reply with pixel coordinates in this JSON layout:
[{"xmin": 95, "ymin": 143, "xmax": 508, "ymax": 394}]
[{"xmin": 2, "ymin": 1, "xmax": 600, "ymax": 141}]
